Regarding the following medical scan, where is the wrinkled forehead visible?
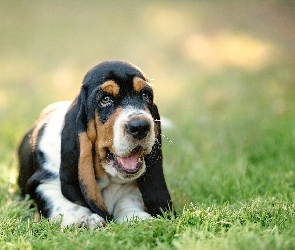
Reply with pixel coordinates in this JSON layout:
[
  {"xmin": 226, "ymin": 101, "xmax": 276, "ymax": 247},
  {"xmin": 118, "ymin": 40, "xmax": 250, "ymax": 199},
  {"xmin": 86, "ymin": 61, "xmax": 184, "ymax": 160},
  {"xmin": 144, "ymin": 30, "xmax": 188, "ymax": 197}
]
[
  {"xmin": 82, "ymin": 61, "xmax": 153, "ymax": 95},
  {"xmin": 99, "ymin": 77, "xmax": 152, "ymax": 96},
  {"xmin": 83, "ymin": 60, "xmax": 148, "ymax": 85}
]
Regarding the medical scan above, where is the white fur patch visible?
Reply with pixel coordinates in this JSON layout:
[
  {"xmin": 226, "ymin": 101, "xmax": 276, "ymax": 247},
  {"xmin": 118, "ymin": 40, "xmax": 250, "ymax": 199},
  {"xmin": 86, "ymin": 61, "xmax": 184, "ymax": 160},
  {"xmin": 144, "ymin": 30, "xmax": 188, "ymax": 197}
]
[
  {"xmin": 112, "ymin": 108, "xmax": 155, "ymax": 157},
  {"xmin": 38, "ymin": 102, "xmax": 70, "ymax": 175},
  {"xmin": 36, "ymin": 180, "xmax": 105, "ymax": 229},
  {"xmin": 102, "ymin": 182, "xmax": 150, "ymax": 222}
]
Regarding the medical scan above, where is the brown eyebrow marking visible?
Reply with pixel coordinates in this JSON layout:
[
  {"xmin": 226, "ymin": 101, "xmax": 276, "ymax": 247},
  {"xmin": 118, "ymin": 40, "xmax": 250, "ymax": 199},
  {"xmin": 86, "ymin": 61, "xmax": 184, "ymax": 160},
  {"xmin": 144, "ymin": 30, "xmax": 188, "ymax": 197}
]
[
  {"xmin": 133, "ymin": 76, "xmax": 151, "ymax": 93},
  {"xmin": 100, "ymin": 80, "xmax": 120, "ymax": 96}
]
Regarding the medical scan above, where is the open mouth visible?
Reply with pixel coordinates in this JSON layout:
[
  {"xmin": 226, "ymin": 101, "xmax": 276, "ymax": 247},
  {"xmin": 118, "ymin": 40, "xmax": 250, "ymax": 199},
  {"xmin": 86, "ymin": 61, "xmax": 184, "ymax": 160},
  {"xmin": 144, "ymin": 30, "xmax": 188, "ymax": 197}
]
[{"xmin": 107, "ymin": 146, "xmax": 144, "ymax": 174}]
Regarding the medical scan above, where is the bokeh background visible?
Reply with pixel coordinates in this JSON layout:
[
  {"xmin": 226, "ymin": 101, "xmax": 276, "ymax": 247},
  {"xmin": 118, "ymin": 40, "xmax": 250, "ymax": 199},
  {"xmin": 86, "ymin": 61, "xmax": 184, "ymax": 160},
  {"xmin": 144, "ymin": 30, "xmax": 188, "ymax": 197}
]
[{"xmin": 1, "ymin": 0, "xmax": 295, "ymax": 211}]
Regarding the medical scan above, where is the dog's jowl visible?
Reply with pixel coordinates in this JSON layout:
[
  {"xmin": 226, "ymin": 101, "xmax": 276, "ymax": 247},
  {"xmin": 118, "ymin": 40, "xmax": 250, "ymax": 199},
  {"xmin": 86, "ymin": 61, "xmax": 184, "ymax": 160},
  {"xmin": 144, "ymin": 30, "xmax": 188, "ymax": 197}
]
[{"xmin": 18, "ymin": 60, "xmax": 174, "ymax": 229}]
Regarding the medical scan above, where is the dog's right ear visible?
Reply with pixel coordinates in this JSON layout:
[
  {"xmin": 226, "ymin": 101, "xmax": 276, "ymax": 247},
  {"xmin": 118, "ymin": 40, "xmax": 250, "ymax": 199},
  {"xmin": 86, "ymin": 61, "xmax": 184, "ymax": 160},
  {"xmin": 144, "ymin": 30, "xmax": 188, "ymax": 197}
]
[
  {"xmin": 60, "ymin": 84, "xmax": 109, "ymax": 220},
  {"xmin": 138, "ymin": 104, "xmax": 175, "ymax": 217}
]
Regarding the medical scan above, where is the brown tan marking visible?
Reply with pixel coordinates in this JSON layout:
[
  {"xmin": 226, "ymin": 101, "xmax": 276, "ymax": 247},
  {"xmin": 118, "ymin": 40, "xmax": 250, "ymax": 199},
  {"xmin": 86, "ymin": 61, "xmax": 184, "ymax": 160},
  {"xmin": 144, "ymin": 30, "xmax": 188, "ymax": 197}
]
[
  {"xmin": 95, "ymin": 107, "xmax": 123, "ymax": 161},
  {"xmin": 154, "ymin": 121, "xmax": 160, "ymax": 138},
  {"xmin": 86, "ymin": 118, "xmax": 106, "ymax": 181},
  {"xmin": 87, "ymin": 119, "xmax": 97, "ymax": 144},
  {"xmin": 133, "ymin": 76, "xmax": 151, "ymax": 93},
  {"xmin": 84, "ymin": 107, "xmax": 123, "ymax": 183},
  {"xmin": 78, "ymin": 132, "xmax": 108, "ymax": 212},
  {"xmin": 100, "ymin": 80, "xmax": 120, "ymax": 96},
  {"xmin": 92, "ymin": 108, "xmax": 123, "ymax": 179}
]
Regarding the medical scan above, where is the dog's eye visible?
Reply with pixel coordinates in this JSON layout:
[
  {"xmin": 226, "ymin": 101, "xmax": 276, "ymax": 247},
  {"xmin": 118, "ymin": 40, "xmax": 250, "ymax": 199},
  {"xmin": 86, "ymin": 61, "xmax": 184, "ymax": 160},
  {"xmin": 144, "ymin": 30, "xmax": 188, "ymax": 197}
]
[
  {"xmin": 100, "ymin": 96, "xmax": 113, "ymax": 106},
  {"xmin": 142, "ymin": 91, "xmax": 151, "ymax": 103}
]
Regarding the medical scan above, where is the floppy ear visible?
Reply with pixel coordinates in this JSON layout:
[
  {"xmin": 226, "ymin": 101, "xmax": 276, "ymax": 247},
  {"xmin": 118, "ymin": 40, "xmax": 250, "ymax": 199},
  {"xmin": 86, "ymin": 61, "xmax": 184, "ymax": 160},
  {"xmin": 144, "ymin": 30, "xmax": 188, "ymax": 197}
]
[
  {"xmin": 60, "ymin": 85, "xmax": 109, "ymax": 220},
  {"xmin": 137, "ymin": 104, "xmax": 175, "ymax": 216}
]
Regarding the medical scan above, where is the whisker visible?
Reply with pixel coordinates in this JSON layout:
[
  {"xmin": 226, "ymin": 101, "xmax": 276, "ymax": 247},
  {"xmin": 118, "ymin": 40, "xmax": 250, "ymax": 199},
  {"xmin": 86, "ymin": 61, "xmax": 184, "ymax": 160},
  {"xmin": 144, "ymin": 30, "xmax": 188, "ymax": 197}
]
[{"xmin": 154, "ymin": 117, "xmax": 173, "ymax": 129}]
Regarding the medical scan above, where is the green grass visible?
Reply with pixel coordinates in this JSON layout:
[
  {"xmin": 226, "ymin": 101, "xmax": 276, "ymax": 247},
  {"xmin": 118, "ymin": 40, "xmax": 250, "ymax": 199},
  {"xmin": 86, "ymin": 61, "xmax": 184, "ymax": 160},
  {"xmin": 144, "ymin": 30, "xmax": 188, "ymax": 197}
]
[{"xmin": 1, "ymin": 0, "xmax": 295, "ymax": 249}]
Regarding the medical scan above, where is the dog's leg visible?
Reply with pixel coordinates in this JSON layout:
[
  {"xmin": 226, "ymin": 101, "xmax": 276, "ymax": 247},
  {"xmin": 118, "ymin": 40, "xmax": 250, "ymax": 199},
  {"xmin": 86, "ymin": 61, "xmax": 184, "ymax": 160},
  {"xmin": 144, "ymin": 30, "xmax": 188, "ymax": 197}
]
[
  {"xmin": 114, "ymin": 195, "xmax": 151, "ymax": 223},
  {"xmin": 103, "ymin": 183, "xmax": 150, "ymax": 223},
  {"xmin": 35, "ymin": 179, "xmax": 105, "ymax": 229}
]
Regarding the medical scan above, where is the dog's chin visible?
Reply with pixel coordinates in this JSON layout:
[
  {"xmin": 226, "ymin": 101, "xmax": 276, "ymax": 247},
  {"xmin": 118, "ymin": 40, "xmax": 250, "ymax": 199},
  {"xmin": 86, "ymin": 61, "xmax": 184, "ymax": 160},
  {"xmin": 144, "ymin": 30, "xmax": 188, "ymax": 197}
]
[{"xmin": 104, "ymin": 146, "xmax": 146, "ymax": 181}]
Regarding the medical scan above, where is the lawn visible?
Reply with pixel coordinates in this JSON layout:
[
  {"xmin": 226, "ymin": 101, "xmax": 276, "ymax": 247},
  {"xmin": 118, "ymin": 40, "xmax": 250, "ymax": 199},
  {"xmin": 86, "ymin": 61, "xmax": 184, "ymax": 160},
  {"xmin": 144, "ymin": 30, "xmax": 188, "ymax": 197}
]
[{"xmin": 1, "ymin": 1, "xmax": 295, "ymax": 249}]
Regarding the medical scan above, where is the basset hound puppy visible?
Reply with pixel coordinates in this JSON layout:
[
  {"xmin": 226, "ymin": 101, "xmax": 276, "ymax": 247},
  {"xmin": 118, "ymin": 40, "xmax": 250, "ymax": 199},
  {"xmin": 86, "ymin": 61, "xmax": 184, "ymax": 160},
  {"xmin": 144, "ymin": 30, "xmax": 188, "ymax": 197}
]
[{"xmin": 18, "ymin": 60, "xmax": 174, "ymax": 229}]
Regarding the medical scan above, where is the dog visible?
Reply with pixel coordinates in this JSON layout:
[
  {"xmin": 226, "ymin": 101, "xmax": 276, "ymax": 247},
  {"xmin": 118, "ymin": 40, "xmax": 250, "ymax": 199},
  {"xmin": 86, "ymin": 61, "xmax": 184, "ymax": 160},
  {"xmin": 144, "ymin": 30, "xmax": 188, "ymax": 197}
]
[{"xmin": 18, "ymin": 60, "xmax": 174, "ymax": 229}]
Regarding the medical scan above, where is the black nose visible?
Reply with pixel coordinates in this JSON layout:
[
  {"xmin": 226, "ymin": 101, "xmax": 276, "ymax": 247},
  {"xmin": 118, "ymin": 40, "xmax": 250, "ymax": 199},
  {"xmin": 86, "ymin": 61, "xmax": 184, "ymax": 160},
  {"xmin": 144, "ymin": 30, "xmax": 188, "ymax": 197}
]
[{"xmin": 126, "ymin": 119, "xmax": 151, "ymax": 139}]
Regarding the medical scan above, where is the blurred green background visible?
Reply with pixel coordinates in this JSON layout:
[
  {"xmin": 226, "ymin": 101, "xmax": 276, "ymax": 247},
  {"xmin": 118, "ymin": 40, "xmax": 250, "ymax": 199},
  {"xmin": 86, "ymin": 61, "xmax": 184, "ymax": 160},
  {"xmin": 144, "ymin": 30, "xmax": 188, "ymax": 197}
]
[{"xmin": 1, "ymin": 0, "xmax": 295, "ymax": 211}]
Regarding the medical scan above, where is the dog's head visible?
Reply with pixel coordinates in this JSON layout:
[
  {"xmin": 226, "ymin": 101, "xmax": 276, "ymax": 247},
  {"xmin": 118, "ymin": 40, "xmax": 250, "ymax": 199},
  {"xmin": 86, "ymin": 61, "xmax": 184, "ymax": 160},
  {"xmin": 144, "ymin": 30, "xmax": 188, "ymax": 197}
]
[
  {"xmin": 60, "ymin": 60, "xmax": 163, "ymax": 215},
  {"xmin": 82, "ymin": 61, "xmax": 158, "ymax": 181}
]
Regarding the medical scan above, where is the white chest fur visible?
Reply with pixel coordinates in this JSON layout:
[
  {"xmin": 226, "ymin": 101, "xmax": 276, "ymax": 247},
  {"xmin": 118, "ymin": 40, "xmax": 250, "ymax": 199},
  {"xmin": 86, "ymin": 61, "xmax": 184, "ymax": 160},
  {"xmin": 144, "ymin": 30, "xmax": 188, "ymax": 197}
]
[{"xmin": 99, "ymin": 177, "xmax": 150, "ymax": 222}]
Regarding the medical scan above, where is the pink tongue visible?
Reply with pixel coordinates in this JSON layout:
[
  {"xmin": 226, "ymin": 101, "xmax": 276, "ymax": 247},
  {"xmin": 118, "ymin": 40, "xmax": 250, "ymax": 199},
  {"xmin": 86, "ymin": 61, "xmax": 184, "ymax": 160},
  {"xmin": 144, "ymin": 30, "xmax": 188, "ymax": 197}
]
[{"xmin": 117, "ymin": 152, "xmax": 140, "ymax": 171}]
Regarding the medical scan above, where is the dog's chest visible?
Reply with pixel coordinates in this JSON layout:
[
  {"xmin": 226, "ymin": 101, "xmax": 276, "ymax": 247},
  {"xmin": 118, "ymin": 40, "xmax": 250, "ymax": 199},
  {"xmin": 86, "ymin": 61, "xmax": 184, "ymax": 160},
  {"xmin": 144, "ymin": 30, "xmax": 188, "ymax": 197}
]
[{"xmin": 97, "ymin": 176, "xmax": 144, "ymax": 217}]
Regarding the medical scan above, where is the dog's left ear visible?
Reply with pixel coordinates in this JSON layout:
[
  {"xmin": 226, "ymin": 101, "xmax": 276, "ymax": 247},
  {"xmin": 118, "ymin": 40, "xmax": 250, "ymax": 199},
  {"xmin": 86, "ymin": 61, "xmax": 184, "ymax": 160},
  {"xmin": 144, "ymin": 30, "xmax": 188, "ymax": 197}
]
[{"xmin": 137, "ymin": 104, "xmax": 175, "ymax": 216}]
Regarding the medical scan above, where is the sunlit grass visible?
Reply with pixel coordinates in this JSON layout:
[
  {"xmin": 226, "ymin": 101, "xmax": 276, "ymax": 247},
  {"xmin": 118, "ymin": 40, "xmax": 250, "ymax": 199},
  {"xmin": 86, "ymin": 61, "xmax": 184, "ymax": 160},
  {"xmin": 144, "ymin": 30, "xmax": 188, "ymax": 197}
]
[{"xmin": 1, "ymin": 0, "xmax": 295, "ymax": 249}]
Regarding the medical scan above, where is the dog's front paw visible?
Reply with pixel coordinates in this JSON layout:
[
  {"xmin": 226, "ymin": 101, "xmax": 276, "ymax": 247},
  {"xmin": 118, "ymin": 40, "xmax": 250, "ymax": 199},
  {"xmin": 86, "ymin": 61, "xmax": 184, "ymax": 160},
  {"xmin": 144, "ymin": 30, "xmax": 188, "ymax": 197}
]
[{"xmin": 77, "ymin": 214, "xmax": 106, "ymax": 230}]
